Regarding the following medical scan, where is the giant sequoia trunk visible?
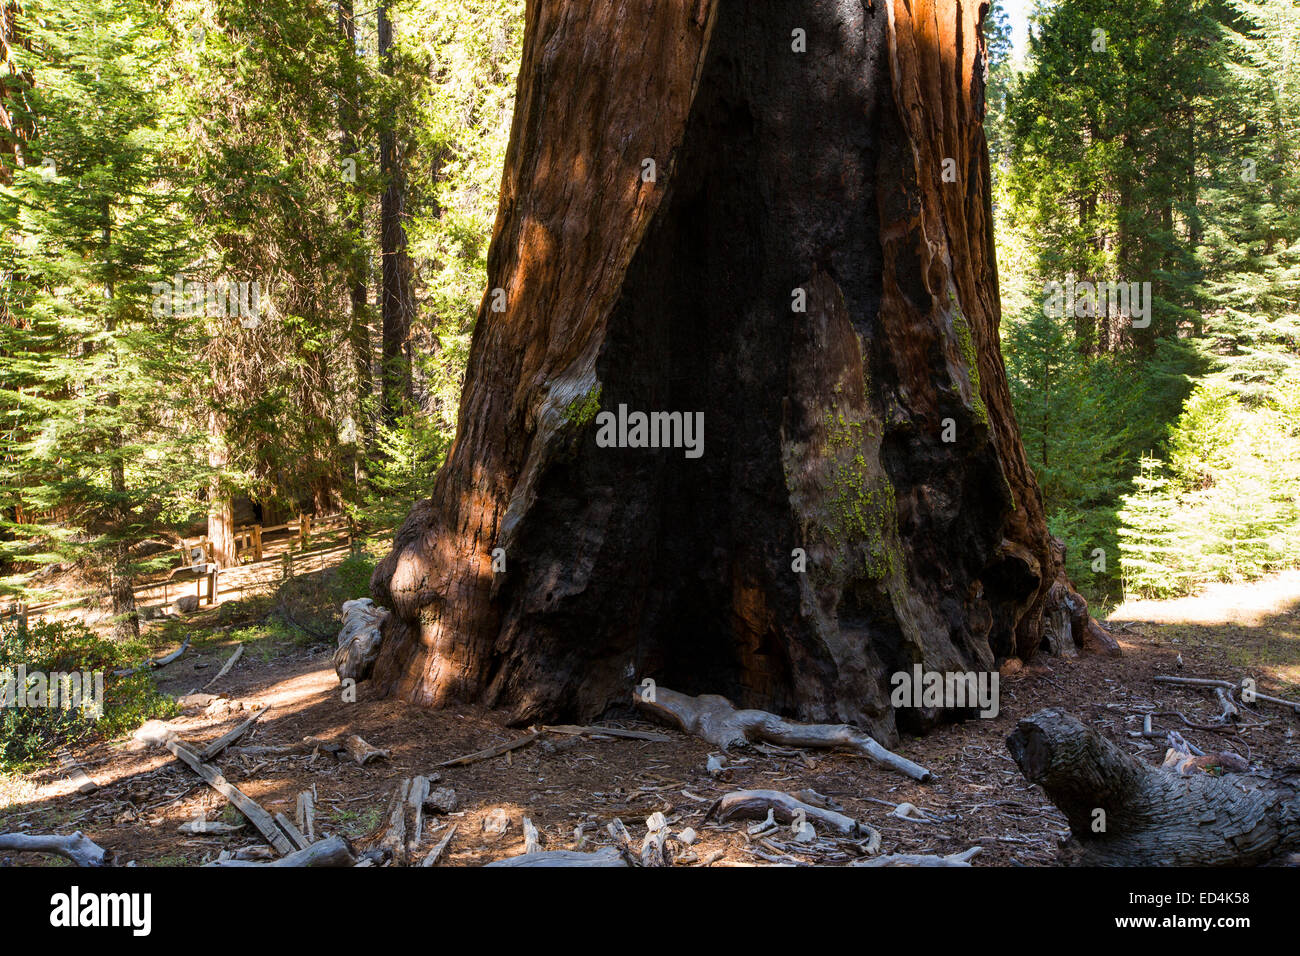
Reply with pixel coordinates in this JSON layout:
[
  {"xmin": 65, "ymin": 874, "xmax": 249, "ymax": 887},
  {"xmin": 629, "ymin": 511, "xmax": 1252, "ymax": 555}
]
[{"xmin": 371, "ymin": 0, "xmax": 1075, "ymax": 745}]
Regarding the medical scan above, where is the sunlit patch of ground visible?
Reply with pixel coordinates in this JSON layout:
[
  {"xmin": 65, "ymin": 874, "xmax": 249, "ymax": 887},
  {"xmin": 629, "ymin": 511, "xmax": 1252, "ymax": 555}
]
[{"xmin": 4, "ymin": 572, "xmax": 1300, "ymax": 866}]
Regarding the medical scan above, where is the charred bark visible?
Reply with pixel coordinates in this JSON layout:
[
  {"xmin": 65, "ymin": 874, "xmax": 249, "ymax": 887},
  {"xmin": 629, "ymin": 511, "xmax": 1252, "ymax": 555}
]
[{"xmin": 371, "ymin": 0, "xmax": 1081, "ymax": 744}]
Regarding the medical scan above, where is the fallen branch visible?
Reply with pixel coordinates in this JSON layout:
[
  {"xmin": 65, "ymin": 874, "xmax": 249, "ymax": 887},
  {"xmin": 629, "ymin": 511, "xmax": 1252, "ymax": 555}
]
[
  {"xmin": 202, "ymin": 645, "xmax": 244, "ymax": 691},
  {"xmin": 635, "ymin": 687, "xmax": 932, "ymax": 782},
  {"xmin": 0, "ymin": 831, "xmax": 106, "ymax": 866},
  {"xmin": 541, "ymin": 724, "xmax": 672, "ymax": 743},
  {"xmin": 851, "ymin": 847, "xmax": 981, "ymax": 867},
  {"xmin": 113, "ymin": 636, "xmax": 190, "ymax": 677},
  {"xmin": 437, "ymin": 730, "xmax": 540, "ymax": 767},
  {"xmin": 200, "ymin": 705, "xmax": 269, "ymax": 762},
  {"xmin": 205, "ymin": 835, "xmax": 355, "ymax": 867},
  {"xmin": 419, "ymin": 824, "xmax": 456, "ymax": 867},
  {"xmin": 1154, "ymin": 675, "xmax": 1300, "ymax": 713},
  {"xmin": 486, "ymin": 847, "xmax": 628, "ymax": 867}
]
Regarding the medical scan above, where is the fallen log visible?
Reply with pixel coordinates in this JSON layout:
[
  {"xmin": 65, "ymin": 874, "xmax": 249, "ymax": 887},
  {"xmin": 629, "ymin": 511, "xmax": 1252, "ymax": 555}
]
[
  {"xmin": 485, "ymin": 847, "xmax": 628, "ymax": 867},
  {"xmin": 204, "ymin": 835, "xmax": 355, "ymax": 867},
  {"xmin": 851, "ymin": 847, "xmax": 981, "ymax": 867},
  {"xmin": 1008, "ymin": 708, "xmax": 1300, "ymax": 866},
  {"xmin": 635, "ymin": 687, "xmax": 932, "ymax": 782},
  {"xmin": 203, "ymin": 644, "xmax": 243, "ymax": 691},
  {"xmin": 0, "ymin": 831, "xmax": 107, "ymax": 866},
  {"xmin": 343, "ymin": 734, "xmax": 390, "ymax": 766}
]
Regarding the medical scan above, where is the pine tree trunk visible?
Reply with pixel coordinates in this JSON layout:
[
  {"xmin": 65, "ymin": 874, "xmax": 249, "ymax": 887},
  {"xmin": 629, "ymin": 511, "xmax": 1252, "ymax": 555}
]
[
  {"xmin": 338, "ymin": 0, "xmax": 372, "ymax": 477},
  {"xmin": 378, "ymin": 0, "xmax": 413, "ymax": 425},
  {"xmin": 206, "ymin": 410, "xmax": 238, "ymax": 569},
  {"xmin": 371, "ymin": 0, "xmax": 1076, "ymax": 743},
  {"xmin": 0, "ymin": 0, "xmax": 31, "ymax": 185}
]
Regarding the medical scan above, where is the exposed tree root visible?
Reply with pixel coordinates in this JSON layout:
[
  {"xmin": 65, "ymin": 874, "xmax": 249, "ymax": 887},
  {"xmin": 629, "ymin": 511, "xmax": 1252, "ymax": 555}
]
[{"xmin": 635, "ymin": 687, "xmax": 933, "ymax": 782}]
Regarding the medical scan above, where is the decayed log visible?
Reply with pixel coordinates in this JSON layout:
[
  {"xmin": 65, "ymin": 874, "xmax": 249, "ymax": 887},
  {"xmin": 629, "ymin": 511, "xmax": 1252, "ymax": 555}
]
[
  {"xmin": 343, "ymin": 734, "xmax": 389, "ymax": 765},
  {"xmin": 205, "ymin": 835, "xmax": 355, "ymax": 867},
  {"xmin": 851, "ymin": 847, "xmax": 981, "ymax": 867},
  {"xmin": 0, "ymin": 831, "xmax": 107, "ymax": 866},
  {"xmin": 636, "ymin": 687, "xmax": 932, "ymax": 782},
  {"xmin": 486, "ymin": 847, "xmax": 628, "ymax": 868},
  {"xmin": 381, "ymin": 778, "xmax": 411, "ymax": 864},
  {"xmin": 1008, "ymin": 709, "xmax": 1300, "ymax": 866},
  {"xmin": 706, "ymin": 789, "xmax": 878, "ymax": 846},
  {"xmin": 420, "ymin": 824, "xmax": 456, "ymax": 867}
]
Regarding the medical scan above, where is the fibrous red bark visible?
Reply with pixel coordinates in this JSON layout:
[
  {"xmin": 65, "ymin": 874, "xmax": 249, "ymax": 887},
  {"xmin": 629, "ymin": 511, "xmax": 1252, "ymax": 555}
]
[{"xmin": 371, "ymin": 0, "xmax": 1086, "ymax": 744}]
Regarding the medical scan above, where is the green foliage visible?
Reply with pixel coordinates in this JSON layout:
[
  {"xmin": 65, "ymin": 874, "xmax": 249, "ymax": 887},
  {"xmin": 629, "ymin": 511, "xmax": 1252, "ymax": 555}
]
[
  {"xmin": 0, "ymin": 618, "xmax": 176, "ymax": 768},
  {"xmin": 0, "ymin": 0, "xmax": 208, "ymax": 616},
  {"xmin": 356, "ymin": 407, "xmax": 449, "ymax": 529}
]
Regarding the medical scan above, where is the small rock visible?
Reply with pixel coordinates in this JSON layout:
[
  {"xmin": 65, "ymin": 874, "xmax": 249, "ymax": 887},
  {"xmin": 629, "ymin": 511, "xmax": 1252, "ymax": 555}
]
[
  {"xmin": 424, "ymin": 788, "xmax": 457, "ymax": 813},
  {"xmin": 676, "ymin": 827, "xmax": 697, "ymax": 846},
  {"xmin": 482, "ymin": 807, "xmax": 511, "ymax": 837},
  {"xmin": 178, "ymin": 692, "xmax": 217, "ymax": 711},
  {"xmin": 131, "ymin": 719, "xmax": 179, "ymax": 748}
]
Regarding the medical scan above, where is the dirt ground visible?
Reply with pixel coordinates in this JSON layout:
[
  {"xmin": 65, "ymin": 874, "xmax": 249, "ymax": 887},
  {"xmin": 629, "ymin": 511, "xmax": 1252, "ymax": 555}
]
[{"xmin": 3, "ymin": 576, "xmax": 1299, "ymax": 867}]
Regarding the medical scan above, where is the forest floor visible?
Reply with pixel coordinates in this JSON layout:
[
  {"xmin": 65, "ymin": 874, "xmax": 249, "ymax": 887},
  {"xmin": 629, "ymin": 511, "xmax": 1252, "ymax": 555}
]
[{"xmin": 3, "ymin": 574, "xmax": 1299, "ymax": 867}]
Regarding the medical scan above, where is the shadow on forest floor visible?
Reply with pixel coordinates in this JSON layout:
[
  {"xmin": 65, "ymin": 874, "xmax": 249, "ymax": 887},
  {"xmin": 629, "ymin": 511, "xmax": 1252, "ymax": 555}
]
[{"xmin": 2, "ymin": 573, "xmax": 1299, "ymax": 867}]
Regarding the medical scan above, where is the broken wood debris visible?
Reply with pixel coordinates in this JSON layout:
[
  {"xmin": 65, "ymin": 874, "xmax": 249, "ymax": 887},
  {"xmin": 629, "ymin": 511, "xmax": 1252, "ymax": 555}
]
[
  {"xmin": 851, "ymin": 847, "xmax": 982, "ymax": 867},
  {"xmin": 0, "ymin": 831, "xmax": 107, "ymax": 866},
  {"xmin": 113, "ymin": 636, "xmax": 190, "ymax": 677},
  {"xmin": 486, "ymin": 847, "xmax": 627, "ymax": 867},
  {"xmin": 438, "ymin": 730, "xmax": 541, "ymax": 767},
  {"xmin": 419, "ymin": 824, "xmax": 456, "ymax": 867},
  {"xmin": 295, "ymin": 788, "xmax": 316, "ymax": 844},
  {"xmin": 200, "ymin": 705, "xmax": 269, "ymax": 762},
  {"xmin": 163, "ymin": 737, "xmax": 296, "ymax": 856},
  {"xmin": 202, "ymin": 644, "xmax": 243, "ymax": 690},
  {"xmin": 205, "ymin": 835, "xmax": 355, "ymax": 867},
  {"xmin": 706, "ymin": 789, "xmax": 879, "ymax": 845}
]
